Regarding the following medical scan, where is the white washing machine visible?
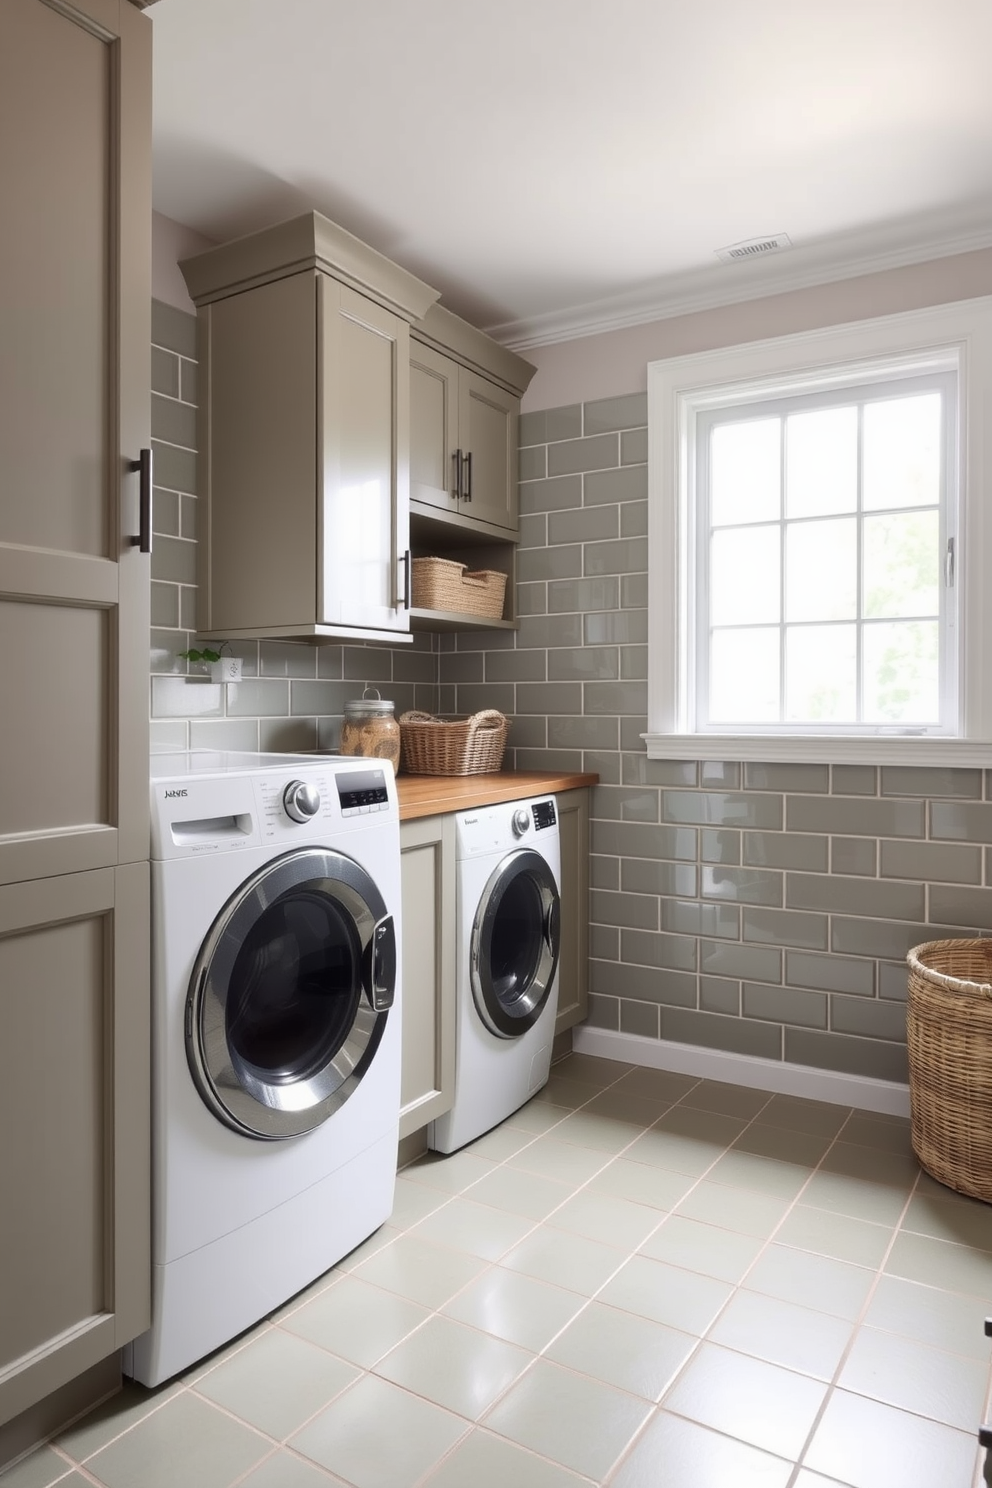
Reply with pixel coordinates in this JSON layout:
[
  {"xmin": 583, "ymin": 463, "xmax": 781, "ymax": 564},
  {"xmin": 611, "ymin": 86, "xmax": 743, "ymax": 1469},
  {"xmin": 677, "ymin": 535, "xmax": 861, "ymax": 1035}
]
[
  {"xmin": 127, "ymin": 752, "xmax": 402, "ymax": 1386},
  {"xmin": 429, "ymin": 796, "xmax": 561, "ymax": 1154}
]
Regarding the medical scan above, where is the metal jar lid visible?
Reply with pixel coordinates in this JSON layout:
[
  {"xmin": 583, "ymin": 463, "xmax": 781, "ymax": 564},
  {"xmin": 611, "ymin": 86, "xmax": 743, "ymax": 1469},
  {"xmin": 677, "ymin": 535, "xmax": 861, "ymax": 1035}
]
[{"xmin": 344, "ymin": 686, "xmax": 395, "ymax": 717}]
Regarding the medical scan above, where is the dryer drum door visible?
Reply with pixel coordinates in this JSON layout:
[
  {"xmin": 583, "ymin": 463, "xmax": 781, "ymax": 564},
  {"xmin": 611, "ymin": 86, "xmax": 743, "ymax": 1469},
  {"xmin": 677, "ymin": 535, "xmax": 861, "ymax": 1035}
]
[
  {"xmin": 186, "ymin": 847, "xmax": 396, "ymax": 1140},
  {"xmin": 470, "ymin": 848, "xmax": 561, "ymax": 1039}
]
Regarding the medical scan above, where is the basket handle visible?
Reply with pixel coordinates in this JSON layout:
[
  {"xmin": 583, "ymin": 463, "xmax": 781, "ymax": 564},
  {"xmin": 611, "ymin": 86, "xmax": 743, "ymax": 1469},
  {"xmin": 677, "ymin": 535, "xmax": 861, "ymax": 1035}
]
[
  {"xmin": 467, "ymin": 710, "xmax": 507, "ymax": 734},
  {"xmin": 398, "ymin": 710, "xmax": 435, "ymax": 724},
  {"xmin": 460, "ymin": 572, "xmax": 488, "ymax": 590}
]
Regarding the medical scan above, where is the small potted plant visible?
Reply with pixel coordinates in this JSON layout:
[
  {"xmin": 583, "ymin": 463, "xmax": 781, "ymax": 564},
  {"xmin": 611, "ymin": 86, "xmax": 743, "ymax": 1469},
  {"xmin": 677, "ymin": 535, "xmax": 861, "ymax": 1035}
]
[{"xmin": 177, "ymin": 642, "xmax": 242, "ymax": 683}]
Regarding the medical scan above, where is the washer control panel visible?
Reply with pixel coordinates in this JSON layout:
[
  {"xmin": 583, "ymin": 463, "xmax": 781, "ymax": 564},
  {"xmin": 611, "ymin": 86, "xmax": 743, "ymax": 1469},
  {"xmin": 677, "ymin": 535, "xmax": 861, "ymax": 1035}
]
[
  {"xmin": 336, "ymin": 766, "xmax": 391, "ymax": 818},
  {"xmin": 532, "ymin": 799, "xmax": 557, "ymax": 831}
]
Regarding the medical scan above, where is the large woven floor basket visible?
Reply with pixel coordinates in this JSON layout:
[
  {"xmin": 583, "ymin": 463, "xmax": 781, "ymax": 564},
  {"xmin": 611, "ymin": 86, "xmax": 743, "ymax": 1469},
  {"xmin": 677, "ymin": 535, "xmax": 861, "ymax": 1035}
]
[
  {"xmin": 906, "ymin": 938, "xmax": 992, "ymax": 1203},
  {"xmin": 399, "ymin": 710, "xmax": 508, "ymax": 775}
]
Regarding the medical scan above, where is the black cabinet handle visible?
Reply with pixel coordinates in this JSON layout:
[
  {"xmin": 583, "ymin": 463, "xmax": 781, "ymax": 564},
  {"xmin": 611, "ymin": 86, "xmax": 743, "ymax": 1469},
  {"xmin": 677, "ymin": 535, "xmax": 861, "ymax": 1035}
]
[
  {"xmin": 129, "ymin": 447, "xmax": 153, "ymax": 553},
  {"xmin": 452, "ymin": 448, "xmax": 463, "ymax": 501},
  {"xmin": 399, "ymin": 548, "xmax": 412, "ymax": 609},
  {"xmin": 462, "ymin": 450, "xmax": 472, "ymax": 503}
]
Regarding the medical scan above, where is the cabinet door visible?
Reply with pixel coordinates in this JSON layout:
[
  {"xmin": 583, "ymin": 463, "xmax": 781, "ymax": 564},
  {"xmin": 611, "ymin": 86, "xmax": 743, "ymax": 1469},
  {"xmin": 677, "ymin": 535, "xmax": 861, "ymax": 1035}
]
[
  {"xmin": 410, "ymin": 342, "xmax": 460, "ymax": 515},
  {"xmin": 319, "ymin": 278, "xmax": 411, "ymax": 635},
  {"xmin": 555, "ymin": 790, "xmax": 590, "ymax": 1036},
  {"xmin": 459, "ymin": 369, "xmax": 519, "ymax": 533},
  {"xmin": 0, "ymin": 0, "xmax": 151, "ymax": 1425},
  {"xmin": 399, "ymin": 815, "xmax": 456, "ymax": 1137}
]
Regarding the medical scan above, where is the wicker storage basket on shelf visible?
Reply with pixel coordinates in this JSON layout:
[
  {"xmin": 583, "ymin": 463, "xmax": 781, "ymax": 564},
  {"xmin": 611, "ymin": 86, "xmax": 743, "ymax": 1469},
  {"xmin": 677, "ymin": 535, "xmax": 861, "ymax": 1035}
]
[
  {"xmin": 906, "ymin": 939, "xmax": 992, "ymax": 1202},
  {"xmin": 411, "ymin": 557, "xmax": 507, "ymax": 620},
  {"xmin": 399, "ymin": 710, "xmax": 508, "ymax": 775}
]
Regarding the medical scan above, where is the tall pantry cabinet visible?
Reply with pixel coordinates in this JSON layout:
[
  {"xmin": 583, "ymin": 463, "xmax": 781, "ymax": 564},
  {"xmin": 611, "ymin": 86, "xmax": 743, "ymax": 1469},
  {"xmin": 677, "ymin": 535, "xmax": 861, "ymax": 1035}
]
[{"xmin": 0, "ymin": 0, "xmax": 152, "ymax": 1444}]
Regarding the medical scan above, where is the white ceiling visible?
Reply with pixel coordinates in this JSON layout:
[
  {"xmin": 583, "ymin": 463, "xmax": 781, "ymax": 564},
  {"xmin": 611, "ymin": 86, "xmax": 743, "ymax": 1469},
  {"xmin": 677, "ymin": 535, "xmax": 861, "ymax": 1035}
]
[{"xmin": 151, "ymin": 0, "xmax": 992, "ymax": 348}]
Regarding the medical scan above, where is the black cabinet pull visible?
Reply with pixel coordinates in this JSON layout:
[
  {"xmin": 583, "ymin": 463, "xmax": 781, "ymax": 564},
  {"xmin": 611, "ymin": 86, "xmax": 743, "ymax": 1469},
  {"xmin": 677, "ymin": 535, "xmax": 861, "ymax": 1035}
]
[
  {"xmin": 399, "ymin": 548, "xmax": 412, "ymax": 609},
  {"xmin": 462, "ymin": 450, "xmax": 472, "ymax": 502},
  {"xmin": 452, "ymin": 448, "xmax": 463, "ymax": 501},
  {"xmin": 129, "ymin": 447, "xmax": 153, "ymax": 553}
]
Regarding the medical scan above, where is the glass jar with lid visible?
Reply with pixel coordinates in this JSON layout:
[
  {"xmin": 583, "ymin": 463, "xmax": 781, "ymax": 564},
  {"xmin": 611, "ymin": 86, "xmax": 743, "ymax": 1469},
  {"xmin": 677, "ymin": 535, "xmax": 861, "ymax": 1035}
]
[{"xmin": 339, "ymin": 687, "xmax": 401, "ymax": 772}]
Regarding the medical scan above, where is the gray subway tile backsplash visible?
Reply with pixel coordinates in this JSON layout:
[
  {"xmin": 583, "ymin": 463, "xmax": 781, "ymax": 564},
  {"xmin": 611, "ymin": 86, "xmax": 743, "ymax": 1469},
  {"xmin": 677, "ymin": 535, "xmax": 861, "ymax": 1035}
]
[{"xmin": 155, "ymin": 355, "xmax": 988, "ymax": 1087}]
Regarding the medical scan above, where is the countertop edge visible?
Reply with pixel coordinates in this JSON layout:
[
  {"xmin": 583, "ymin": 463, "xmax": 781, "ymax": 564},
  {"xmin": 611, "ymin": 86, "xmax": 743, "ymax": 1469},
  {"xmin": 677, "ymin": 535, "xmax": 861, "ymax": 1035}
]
[{"xmin": 397, "ymin": 771, "xmax": 598, "ymax": 821}]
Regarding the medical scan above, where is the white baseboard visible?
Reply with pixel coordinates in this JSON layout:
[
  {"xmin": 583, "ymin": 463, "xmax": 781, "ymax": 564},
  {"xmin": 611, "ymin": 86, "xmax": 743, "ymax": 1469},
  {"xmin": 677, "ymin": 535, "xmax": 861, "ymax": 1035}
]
[{"xmin": 571, "ymin": 1026, "xmax": 911, "ymax": 1118}]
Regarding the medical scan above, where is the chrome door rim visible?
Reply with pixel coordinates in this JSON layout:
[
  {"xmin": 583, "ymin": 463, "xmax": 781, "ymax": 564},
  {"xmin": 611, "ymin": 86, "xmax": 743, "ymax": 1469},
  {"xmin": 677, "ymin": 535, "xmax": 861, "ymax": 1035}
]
[
  {"xmin": 186, "ymin": 846, "xmax": 392, "ymax": 1140},
  {"xmin": 469, "ymin": 848, "xmax": 560, "ymax": 1039}
]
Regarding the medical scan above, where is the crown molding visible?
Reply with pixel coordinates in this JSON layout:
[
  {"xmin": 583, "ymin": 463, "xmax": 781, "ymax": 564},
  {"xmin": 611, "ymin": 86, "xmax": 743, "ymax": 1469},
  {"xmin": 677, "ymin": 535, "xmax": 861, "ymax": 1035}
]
[{"xmin": 490, "ymin": 217, "xmax": 992, "ymax": 352}]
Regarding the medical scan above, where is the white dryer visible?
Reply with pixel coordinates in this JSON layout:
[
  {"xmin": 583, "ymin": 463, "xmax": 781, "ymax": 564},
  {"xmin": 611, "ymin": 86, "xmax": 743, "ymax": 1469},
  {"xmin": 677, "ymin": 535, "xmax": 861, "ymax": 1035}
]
[
  {"xmin": 429, "ymin": 796, "xmax": 561, "ymax": 1154},
  {"xmin": 127, "ymin": 752, "xmax": 402, "ymax": 1386}
]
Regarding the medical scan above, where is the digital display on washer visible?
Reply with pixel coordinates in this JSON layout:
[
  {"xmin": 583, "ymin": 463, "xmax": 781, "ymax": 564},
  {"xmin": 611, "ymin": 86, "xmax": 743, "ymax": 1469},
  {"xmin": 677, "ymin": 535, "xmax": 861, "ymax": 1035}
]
[
  {"xmin": 533, "ymin": 799, "xmax": 556, "ymax": 830},
  {"xmin": 336, "ymin": 767, "xmax": 389, "ymax": 811}
]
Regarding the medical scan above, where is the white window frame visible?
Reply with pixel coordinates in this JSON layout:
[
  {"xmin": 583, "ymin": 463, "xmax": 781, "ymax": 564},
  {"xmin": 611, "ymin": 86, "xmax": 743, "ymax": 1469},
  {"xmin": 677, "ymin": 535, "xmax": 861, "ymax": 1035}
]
[{"xmin": 645, "ymin": 298, "xmax": 992, "ymax": 766}]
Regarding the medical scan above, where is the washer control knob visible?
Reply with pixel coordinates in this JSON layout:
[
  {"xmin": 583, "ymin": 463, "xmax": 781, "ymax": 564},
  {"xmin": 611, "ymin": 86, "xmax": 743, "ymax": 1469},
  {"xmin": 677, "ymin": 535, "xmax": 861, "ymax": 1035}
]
[
  {"xmin": 512, "ymin": 807, "xmax": 531, "ymax": 837},
  {"xmin": 283, "ymin": 780, "xmax": 320, "ymax": 823}
]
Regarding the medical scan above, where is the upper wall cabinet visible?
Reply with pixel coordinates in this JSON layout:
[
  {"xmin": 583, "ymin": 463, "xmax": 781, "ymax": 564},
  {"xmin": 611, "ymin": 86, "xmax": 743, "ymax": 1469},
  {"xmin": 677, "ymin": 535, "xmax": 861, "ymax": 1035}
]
[
  {"xmin": 410, "ymin": 305, "xmax": 535, "ymax": 540},
  {"xmin": 181, "ymin": 214, "xmax": 439, "ymax": 643}
]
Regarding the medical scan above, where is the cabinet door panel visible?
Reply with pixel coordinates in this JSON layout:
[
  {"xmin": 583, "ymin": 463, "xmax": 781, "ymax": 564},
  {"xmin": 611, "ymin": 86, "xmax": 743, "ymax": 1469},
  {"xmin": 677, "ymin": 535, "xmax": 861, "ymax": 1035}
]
[
  {"xmin": 320, "ymin": 280, "xmax": 410, "ymax": 634},
  {"xmin": 399, "ymin": 815, "xmax": 455, "ymax": 1136},
  {"xmin": 555, "ymin": 790, "xmax": 590, "ymax": 1035},
  {"xmin": 410, "ymin": 344, "xmax": 458, "ymax": 514},
  {"xmin": 461, "ymin": 370, "xmax": 518, "ymax": 533}
]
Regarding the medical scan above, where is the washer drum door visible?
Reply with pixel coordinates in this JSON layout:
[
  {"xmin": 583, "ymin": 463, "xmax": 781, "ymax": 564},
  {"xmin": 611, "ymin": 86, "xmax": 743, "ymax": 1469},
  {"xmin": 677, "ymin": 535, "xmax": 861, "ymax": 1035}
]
[
  {"xmin": 470, "ymin": 847, "xmax": 561, "ymax": 1039},
  {"xmin": 186, "ymin": 846, "xmax": 397, "ymax": 1140}
]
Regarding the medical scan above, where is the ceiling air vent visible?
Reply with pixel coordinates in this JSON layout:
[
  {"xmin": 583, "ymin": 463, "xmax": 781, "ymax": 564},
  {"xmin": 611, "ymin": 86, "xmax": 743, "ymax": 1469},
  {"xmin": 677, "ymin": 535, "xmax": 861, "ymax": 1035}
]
[{"xmin": 715, "ymin": 233, "xmax": 793, "ymax": 264}]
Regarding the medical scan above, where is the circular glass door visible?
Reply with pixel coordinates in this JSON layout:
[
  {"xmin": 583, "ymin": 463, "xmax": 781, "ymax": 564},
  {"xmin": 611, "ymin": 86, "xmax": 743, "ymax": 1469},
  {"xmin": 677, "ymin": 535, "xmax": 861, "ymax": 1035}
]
[
  {"xmin": 186, "ymin": 847, "xmax": 396, "ymax": 1140},
  {"xmin": 470, "ymin": 849, "xmax": 561, "ymax": 1039}
]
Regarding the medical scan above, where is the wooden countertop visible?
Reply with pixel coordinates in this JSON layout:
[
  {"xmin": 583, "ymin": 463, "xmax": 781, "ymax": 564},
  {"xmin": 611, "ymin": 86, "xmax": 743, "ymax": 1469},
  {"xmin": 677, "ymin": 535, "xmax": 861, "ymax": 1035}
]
[{"xmin": 396, "ymin": 770, "xmax": 598, "ymax": 821}]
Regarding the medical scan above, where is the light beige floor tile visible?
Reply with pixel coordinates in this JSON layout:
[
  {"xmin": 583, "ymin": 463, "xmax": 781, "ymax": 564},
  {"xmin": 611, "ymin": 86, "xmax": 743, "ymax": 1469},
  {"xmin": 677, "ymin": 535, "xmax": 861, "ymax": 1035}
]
[
  {"xmin": 775, "ymin": 1205, "xmax": 894, "ymax": 1268},
  {"xmin": 732, "ymin": 1124, "xmax": 831, "ymax": 1167},
  {"xmin": 388, "ymin": 1175, "xmax": 451, "ymax": 1226},
  {"xmin": 863, "ymin": 1274, "xmax": 992, "ymax": 1360},
  {"xmin": 0, "ymin": 1446, "xmax": 75, "ymax": 1488},
  {"xmin": 610, "ymin": 1410, "xmax": 793, "ymax": 1488},
  {"xmin": 402, "ymin": 1150, "xmax": 497, "ymax": 1195},
  {"xmin": 290, "ymin": 1375, "xmax": 468, "ymax": 1488},
  {"xmin": 279, "ymin": 1275, "xmax": 430, "ymax": 1368},
  {"xmin": 351, "ymin": 1233, "xmax": 488, "ymax": 1308},
  {"xmin": 553, "ymin": 1053, "xmax": 632, "ymax": 1088},
  {"xmin": 483, "ymin": 1358, "xmax": 652, "ymax": 1481},
  {"xmin": 819, "ymin": 1142, "xmax": 919, "ymax": 1188},
  {"xmin": 640, "ymin": 1215, "xmax": 765, "ymax": 1283},
  {"xmin": 800, "ymin": 1170, "xmax": 910, "ymax": 1227},
  {"xmin": 545, "ymin": 1109, "xmax": 644, "ymax": 1156},
  {"xmin": 745, "ymin": 1245, "xmax": 875, "ymax": 1321},
  {"xmin": 611, "ymin": 1067, "xmax": 700, "ymax": 1103},
  {"xmin": 752, "ymin": 1094, "xmax": 851, "ymax": 1138},
  {"xmin": 409, "ymin": 1195, "xmax": 534, "ymax": 1261},
  {"xmin": 546, "ymin": 1300, "xmax": 697, "ymax": 1400},
  {"xmin": 583, "ymin": 1088, "xmax": 675, "ymax": 1126},
  {"xmin": 837, "ymin": 1324, "xmax": 990, "ymax": 1431},
  {"xmin": 674, "ymin": 1180, "xmax": 791, "ymax": 1238},
  {"xmin": 791, "ymin": 1473, "xmax": 856, "ymax": 1488},
  {"xmin": 802, "ymin": 1388, "xmax": 978, "ymax": 1488},
  {"xmin": 708, "ymin": 1289, "xmax": 854, "ymax": 1381},
  {"xmin": 441, "ymin": 1267, "xmax": 586, "ymax": 1352},
  {"xmin": 468, "ymin": 1164, "xmax": 574, "ymax": 1221},
  {"xmin": 56, "ymin": 1381, "xmax": 180, "ymax": 1460},
  {"xmin": 678, "ymin": 1079, "xmax": 772, "ymax": 1120},
  {"xmin": 587, "ymin": 1157, "xmax": 696, "ymax": 1211},
  {"xmin": 705, "ymin": 1149, "xmax": 813, "ymax": 1200},
  {"xmin": 193, "ymin": 1328, "xmax": 359, "ymax": 1440},
  {"xmin": 657, "ymin": 1105, "xmax": 750, "ymax": 1145},
  {"xmin": 532, "ymin": 1076, "xmax": 600, "ymax": 1111},
  {"xmin": 901, "ymin": 1190, "xmax": 992, "ymax": 1253},
  {"xmin": 505, "ymin": 1100, "xmax": 572, "ymax": 1135},
  {"xmin": 421, "ymin": 1428, "xmax": 591, "ymax": 1488},
  {"xmin": 663, "ymin": 1342, "xmax": 828, "ymax": 1459},
  {"xmin": 622, "ymin": 1126, "xmax": 726, "ymax": 1178},
  {"xmin": 507, "ymin": 1134, "xmax": 613, "ymax": 1183},
  {"xmin": 885, "ymin": 1229, "xmax": 992, "ymax": 1297},
  {"xmin": 237, "ymin": 1450, "xmax": 349, "ymax": 1487},
  {"xmin": 501, "ymin": 1228, "xmax": 628, "ymax": 1296},
  {"xmin": 331, "ymin": 1223, "xmax": 401, "ymax": 1274},
  {"xmin": 599, "ymin": 1255, "xmax": 733, "ymax": 1334},
  {"xmin": 465, "ymin": 1124, "xmax": 537, "ymax": 1162},
  {"xmin": 839, "ymin": 1113, "xmax": 912, "ymax": 1154},
  {"xmin": 84, "ymin": 1391, "xmax": 270, "ymax": 1488},
  {"xmin": 183, "ymin": 1321, "xmax": 276, "ymax": 1377},
  {"xmin": 546, "ymin": 1188, "xmax": 663, "ymax": 1251},
  {"xmin": 374, "ymin": 1314, "xmax": 532, "ymax": 1419}
]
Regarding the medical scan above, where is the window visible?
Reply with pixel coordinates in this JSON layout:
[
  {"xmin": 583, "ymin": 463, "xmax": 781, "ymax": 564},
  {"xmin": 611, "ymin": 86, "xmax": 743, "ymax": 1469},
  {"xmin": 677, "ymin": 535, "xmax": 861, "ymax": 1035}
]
[{"xmin": 645, "ymin": 299, "xmax": 992, "ymax": 765}]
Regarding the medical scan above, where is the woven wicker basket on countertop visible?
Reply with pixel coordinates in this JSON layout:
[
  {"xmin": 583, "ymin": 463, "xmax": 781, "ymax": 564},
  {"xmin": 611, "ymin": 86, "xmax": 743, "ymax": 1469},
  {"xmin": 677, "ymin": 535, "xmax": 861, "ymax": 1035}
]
[
  {"xmin": 411, "ymin": 557, "xmax": 507, "ymax": 620},
  {"xmin": 399, "ymin": 709, "xmax": 508, "ymax": 775},
  {"xmin": 906, "ymin": 939, "xmax": 992, "ymax": 1203}
]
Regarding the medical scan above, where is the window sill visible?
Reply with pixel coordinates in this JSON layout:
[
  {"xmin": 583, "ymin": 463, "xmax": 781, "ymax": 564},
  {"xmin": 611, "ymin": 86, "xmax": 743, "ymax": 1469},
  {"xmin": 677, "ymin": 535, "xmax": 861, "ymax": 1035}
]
[{"xmin": 643, "ymin": 733, "xmax": 992, "ymax": 767}]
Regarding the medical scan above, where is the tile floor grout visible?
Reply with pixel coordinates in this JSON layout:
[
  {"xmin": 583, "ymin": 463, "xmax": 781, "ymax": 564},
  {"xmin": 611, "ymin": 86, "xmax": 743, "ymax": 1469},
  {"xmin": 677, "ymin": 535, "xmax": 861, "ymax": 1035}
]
[{"xmin": 7, "ymin": 1055, "xmax": 991, "ymax": 1488}]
